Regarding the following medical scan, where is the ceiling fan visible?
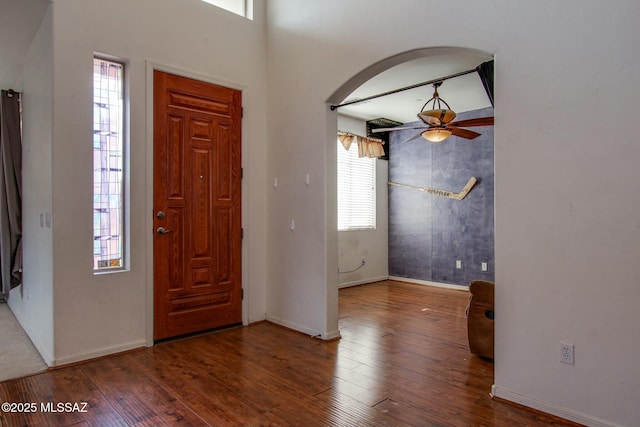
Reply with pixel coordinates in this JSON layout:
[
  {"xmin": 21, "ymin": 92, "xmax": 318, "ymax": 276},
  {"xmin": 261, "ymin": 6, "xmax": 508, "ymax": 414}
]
[{"xmin": 371, "ymin": 81, "xmax": 494, "ymax": 143}]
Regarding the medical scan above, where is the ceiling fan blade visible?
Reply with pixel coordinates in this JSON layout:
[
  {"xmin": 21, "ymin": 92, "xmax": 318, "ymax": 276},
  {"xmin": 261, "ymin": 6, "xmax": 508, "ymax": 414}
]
[
  {"xmin": 399, "ymin": 132, "xmax": 423, "ymax": 144},
  {"xmin": 448, "ymin": 127, "xmax": 481, "ymax": 140},
  {"xmin": 371, "ymin": 126, "xmax": 428, "ymax": 133},
  {"xmin": 448, "ymin": 116, "xmax": 494, "ymax": 128}
]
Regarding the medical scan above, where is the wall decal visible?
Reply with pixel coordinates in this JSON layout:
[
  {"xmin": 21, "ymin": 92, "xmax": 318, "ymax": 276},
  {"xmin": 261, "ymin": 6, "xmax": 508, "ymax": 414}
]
[{"xmin": 388, "ymin": 177, "xmax": 477, "ymax": 201}]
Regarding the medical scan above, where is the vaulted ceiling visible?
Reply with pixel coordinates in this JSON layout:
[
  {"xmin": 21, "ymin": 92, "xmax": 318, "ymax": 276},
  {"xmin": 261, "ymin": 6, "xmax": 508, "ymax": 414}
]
[
  {"xmin": 1, "ymin": 1, "xmax": 492, "ymax": 126},
  {"xmin": 0, "ymin": 0, "xmax": 50, "ymax": 89}
]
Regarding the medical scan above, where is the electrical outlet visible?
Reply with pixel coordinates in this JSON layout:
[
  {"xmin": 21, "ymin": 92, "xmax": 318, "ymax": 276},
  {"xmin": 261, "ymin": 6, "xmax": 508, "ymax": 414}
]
[
  {"xmin": 560, "ymin": 343, "xmax": 574, "ymax": 365},
  {"xmin": 456, "ymin": 260, "xmax": 462, "ymax": 269},
  {"xmin": 481, "ymin": 262, "xmax": 488, "ymax": 272}
]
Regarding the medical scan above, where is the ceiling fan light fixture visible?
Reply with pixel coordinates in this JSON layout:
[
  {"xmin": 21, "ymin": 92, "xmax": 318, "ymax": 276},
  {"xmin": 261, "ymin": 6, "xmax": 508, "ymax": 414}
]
[{"xmin": 421, "ymin": 128, "xmax": 452, "ymax": 143}]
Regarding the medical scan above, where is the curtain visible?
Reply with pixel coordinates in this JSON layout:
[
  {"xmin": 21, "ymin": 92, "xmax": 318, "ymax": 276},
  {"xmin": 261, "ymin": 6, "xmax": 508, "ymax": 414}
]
[
  {"xmin": 476, "ymin": 60, "xmax": 494, "ymax": 107},
  {"xmin": 0, "ymin": 90, "xmax": 23, "ymax": 297},
  {"xmin": 357, "ymin": 136, "xmax": 384, "ymax": 158},
  {"xmin": 338, "ymin": 132, "xmax": 384, "ymax": 158},
  {"xmin": 338, "ymin": 133, "xmax": 354, "ymax": 151}
]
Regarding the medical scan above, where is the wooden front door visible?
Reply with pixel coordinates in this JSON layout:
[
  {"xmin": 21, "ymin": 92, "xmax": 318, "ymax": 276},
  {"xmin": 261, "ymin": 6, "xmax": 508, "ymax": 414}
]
[{"xmin": 153, "ymin": 71, "xmax": 242, "ymax": 341}]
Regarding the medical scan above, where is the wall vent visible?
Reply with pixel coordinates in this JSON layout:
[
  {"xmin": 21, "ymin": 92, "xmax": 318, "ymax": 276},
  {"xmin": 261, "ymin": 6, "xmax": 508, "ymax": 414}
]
[{"xmin": 366, "ymin": 118, "xmax": 402, "ymax": 160}]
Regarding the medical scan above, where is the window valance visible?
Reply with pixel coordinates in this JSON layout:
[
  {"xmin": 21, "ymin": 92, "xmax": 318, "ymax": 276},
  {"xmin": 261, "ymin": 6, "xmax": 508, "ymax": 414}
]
[{"xmin": 338, "ymin": 132, "xmax": 384, "ymax": 158}]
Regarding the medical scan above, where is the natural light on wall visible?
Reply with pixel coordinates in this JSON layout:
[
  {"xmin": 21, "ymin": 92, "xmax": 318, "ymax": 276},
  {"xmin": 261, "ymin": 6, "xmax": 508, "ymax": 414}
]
[{"xmin": 201, "ymin": 0, "xmax": 253, "ymax": 19}]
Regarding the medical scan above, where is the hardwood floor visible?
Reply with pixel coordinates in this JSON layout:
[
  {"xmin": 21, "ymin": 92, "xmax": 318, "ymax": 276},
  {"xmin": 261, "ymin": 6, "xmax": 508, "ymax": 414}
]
[{"xmin": 0, "ymin": 280, "xmax": 580, "ymax": 426}]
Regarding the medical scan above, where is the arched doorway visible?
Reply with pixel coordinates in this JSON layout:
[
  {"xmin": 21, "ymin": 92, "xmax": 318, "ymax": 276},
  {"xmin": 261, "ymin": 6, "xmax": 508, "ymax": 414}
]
[{"xmin": 327, "ymin": 46, "xmax": 494, "ymax": 328}]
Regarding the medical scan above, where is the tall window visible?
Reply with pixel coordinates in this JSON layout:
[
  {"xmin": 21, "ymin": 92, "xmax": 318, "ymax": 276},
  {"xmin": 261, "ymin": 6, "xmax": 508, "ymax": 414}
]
[
  {"xmin": 337, "ymin": 138, "xmax": 376, "ymax": 231},
  {"xmin": 201, "ymin": 0, "xmax": 253, "ymax": 19},
  {"xmin": 93, "ymin": 57, "xmax": 125, "ymax": 271}
]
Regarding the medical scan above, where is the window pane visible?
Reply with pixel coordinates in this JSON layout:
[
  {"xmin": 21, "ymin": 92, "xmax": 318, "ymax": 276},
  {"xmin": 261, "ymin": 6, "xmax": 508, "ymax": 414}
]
[
  {"xmin": 337, "ymin": 138, "xmax": 376, "ymax": 231},
  {"xmin": 93, "ymin": 57, "xmax": 125, "ymax": 271},
  {"xmin": 201, "ymin": 0, "xmax": 247, "ymax": 17}
]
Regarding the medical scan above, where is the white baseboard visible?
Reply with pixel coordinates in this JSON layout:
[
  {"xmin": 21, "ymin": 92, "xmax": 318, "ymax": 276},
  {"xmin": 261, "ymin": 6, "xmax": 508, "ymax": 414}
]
[
  {"xmin": 12, "ymin": 320, "xmax": 54, "ymax": 367},
  {"xmin": 492, "ymin": 385, "xmax": 621, "ymax": 427},
  {"xmin": 388, "ymin": 276, "xmax": 469, "ymax": 291},
  {"xmin": 338, "ymin": 275, "xmax": 389, "ymax": 289},
  {"xmin": 248, "ymin": 313, "xmax": 267, "ymax": 324},
  {"xmin": 322, "ymin": 329, "xmax": 342, "ymax": 340},
  {"xmin": 265, "ymin": 315, "xmax": 340, "ymax": 341},
  {"xmin": 51, "ymin": 340, "xmax": 147, "ymax": 367}
]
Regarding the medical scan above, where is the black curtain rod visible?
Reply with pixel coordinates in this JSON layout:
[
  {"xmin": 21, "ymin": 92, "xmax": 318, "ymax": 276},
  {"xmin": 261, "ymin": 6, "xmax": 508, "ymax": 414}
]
[
  {"xmin": 3, "ymin": 89, "xmax": 21, "ymax": 98},
  {"xmin": 330, "ymin": 67, "xmax": 477, "ymax": 111}
]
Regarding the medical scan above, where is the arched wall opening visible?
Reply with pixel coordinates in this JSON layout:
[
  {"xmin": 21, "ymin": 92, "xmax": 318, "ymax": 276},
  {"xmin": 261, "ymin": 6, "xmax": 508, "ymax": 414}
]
[
  {"xmin": 327, "ymin": 47, "xmax": 493, "ymax": 106},
  {"xmin": 326, "ymin": 46, "xmax": 495, "ymax": 332}
]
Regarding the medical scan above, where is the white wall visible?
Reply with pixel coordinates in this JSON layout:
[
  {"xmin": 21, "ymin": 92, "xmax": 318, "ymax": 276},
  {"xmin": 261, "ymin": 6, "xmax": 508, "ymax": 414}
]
[
  {"xmin": 45, "ymin": 0, "xmax": 268, "ymax": 364},
  {"xmin": 337, "ymin": 115, "xmax": 388, "ymax": 288},
  {"xmin": 9, "ymin": 1, "xmax": 640, "ymax": 424},
  {"xmin": 9, "ymin": 6, "xmax": 55, "ymax": 365},
  {"xmin": 266, "ymin": 1, "xmax": 640, "ymax": 426}
]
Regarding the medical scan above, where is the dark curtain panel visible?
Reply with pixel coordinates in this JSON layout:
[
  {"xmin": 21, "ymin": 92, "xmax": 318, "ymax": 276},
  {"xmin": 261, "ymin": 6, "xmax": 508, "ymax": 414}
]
[
  {"xmin": 476, "ymin": 60, "xmax": 494, "ymax": 107},
  {"xmin": 0, "ymin": 90, "xmax": 23, "ymax": 297}
]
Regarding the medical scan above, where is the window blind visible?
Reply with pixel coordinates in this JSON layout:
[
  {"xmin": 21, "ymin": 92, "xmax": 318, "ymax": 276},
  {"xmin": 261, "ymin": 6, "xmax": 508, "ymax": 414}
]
[{"xmin": 337, "ymin": 138, "xmax": 376, "ymax": 231}]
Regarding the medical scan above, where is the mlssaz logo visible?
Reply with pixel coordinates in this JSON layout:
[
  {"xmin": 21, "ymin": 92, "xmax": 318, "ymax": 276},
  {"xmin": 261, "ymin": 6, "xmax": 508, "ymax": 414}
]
[{"xmin": 40, "ymin": 402, "xmax": 89, "ymax": 413}]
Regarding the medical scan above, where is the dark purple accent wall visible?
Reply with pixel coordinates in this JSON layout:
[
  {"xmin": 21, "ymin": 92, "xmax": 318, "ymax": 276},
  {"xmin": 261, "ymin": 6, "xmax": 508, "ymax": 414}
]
[{"xmin": 388, "ymin": 107, "xmax": 494, "ymax": 287}]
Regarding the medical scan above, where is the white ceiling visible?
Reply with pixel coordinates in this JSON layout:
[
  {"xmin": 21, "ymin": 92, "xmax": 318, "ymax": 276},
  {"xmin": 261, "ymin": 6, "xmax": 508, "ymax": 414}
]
[
  {"xmin": 337, "ymin": 50, "xmax": 493, "ymax": 125},
  {"xmin": 0, "ymin": 0, "xmax": 50, "ymax": 89}
]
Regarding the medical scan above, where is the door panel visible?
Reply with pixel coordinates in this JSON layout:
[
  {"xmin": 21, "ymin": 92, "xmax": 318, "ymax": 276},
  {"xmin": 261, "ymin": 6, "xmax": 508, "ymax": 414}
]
[{"xmin": 153, "ymin": 71, "xmax": 242, "ymax": 340}]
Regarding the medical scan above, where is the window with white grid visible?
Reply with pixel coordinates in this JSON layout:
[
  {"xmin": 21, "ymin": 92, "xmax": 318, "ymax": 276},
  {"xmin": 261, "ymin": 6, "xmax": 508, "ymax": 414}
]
[
  {"xmin": 337, "ymin": 138, "xmax": 376, "ymax": 231},
  {"xmin": 93, "ymin": 57, "xmax": 125, "ymax": 272}
]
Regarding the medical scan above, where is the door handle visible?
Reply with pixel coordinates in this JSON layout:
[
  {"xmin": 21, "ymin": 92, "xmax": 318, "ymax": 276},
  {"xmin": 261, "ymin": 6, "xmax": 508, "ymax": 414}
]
[{"xmin": 156, "ymin": 227, "xmax": 173, "ymax": 234}]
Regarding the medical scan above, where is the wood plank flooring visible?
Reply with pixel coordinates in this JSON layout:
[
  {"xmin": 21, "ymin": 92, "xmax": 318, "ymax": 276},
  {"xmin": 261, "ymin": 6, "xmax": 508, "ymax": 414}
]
[{"xmin": 0, "ymin": 280, "xmax": 580, "ymax": 426}]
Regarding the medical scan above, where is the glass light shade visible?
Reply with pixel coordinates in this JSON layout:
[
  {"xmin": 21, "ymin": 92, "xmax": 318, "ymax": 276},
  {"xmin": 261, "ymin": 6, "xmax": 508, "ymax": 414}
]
[{"xmin": 421, "ymin": 128, "xmax": 452, "ymax": 143}]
